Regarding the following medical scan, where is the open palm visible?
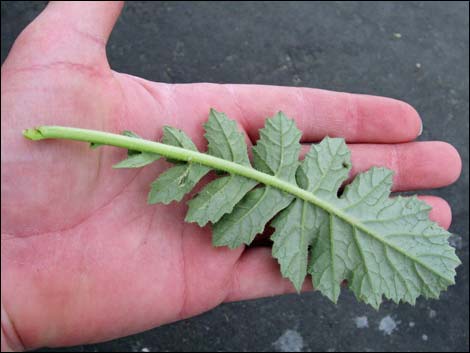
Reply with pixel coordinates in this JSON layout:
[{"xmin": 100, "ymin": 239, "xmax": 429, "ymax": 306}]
[{"xmin": 1, "ymin": 2, "xmax": 461, "ymax": 351}]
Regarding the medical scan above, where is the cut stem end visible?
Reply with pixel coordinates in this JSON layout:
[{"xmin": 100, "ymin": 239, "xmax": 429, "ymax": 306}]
[{"xmin": 23, "ymin": 128, "xmax": 45, "ymax": 140}]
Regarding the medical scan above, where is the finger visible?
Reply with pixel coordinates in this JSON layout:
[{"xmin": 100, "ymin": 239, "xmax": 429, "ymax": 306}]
[
  {"xmin": 47, "ymin": 1, "xmax": 124, "ymax": 43},
  {"xmin": 4, "ymin": 1, "xmax": 123, "ymax": 69},
  {"xmin": 170, "ymin": 83, "xmax": 422, "ymax": 143},
  {"xmin": 418, "ymin": 196, "xmax": 452, "ymax": 229},
  {"xmin": 301, "ymin": 141, "xmax": 462, "ymax": 192},
  {"xmin": 224, "ymin": 195, "xmax": 452, "ymax": 302},
  {"xmin": 224, "ymin": 247, "xmax": 312, "ymax": 303}
]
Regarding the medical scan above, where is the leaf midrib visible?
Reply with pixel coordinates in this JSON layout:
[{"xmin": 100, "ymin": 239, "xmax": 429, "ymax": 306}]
[{"xmin": 30, "ymin": 125, "xmax": 454, "ymax": 284}]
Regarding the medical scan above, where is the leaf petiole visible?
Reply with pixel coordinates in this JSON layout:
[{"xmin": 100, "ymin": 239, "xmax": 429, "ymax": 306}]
[{"xmin": 23, "ymin": 126, "xmax": 332, "ymax": 209}]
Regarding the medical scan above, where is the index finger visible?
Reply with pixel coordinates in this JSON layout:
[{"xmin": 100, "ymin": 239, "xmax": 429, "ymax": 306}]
[{"xmin": 172, "ymin": 83, "xmax": 422, "ymax": 143}]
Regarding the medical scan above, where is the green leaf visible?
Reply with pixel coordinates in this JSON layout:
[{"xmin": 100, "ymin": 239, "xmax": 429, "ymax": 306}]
[
  {"xmin": 326, "ymin": 168, "xmax": 459, "ymax": 308},
  {"xmin": 271, "ymin": 137, "xmax": 350, "ymax": 298},
  {"xmin": 252, "ymin": 112, "xmax": 301, "ymax": 181},
  {"xmin": 121, "ymin": 130, "xmax": 147, "ymax": 156},
  {"xmin": 271, "ymin": 199, "xmax": 317, "ymax": 291},
  {"xmin": 185, "ymin": 109, "xmax": 256, "ymax": 226},
  {"xmin": 113, "ymin": 152, "xmax": 161, "ymax": 168},
  {"xmin": 162, "ymin": 126, "xmax": 198, "ymax": 149},
  {"xmin": 204, "ymin": 108, "xmax": 251, "ymax": 165},
  {"xmin": 113, "ymin": 130, "xmax": 161, "ymax": 168},
  {"xmin": 121, "ymin": 130, "xmax": 141, "ymax": 139},
  {"xmin": 296, "ymin": 137, "xmax": 351, "ymax": 202},
  {"xmin": 161, "ymin": 126, "xmax": 200, "ymax": 164},
  {"xmin": 28, "ymin": 109, "xmax": 460, "ymax": 308},
  {"xmin": 148, "ymin": 164, "xmax": 209, "ymax": 204},
  {"xmin": 185, "ymin": 175, "xmax": 256, "ymax": 226},
  {"xmin": 90, "ymin": 142, "xmax": 104, "ymax": 149},
  {"xmin": 271, "ymin": 137, "xmax": 351, "ymax": 292},
  {"xmin": 213, "ymin": 187, "xmax": 292, "ymax": 248},
  {"xmin": 148, "ymin": 126, "xmax": 209, "ymax": 204},
  {"xmin": 307, "ymin": 163, "xmax": 459, "ymax": 308},
  {"xmin": 213, "ymin": 112, "xmax": 301, "ymax": 248}
]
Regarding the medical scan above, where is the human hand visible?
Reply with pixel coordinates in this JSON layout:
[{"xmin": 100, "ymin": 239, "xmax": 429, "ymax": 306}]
[{"xmin": 1, "ymin": 2, "xmax": 462, "ymax": 351}]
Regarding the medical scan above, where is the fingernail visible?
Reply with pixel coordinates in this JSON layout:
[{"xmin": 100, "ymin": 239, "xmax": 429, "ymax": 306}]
[{"xmin": 418, "ymin": 120, "xmax": 423, "ymax": 136}]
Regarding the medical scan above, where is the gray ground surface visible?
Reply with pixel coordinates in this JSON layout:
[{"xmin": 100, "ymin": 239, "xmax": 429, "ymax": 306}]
[{"xmin": 2, "ymin": 1, "xmax": 469, "ymax": 352}]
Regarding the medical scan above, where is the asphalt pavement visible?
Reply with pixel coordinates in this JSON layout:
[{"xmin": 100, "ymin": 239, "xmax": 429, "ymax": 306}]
[{"xmin": 1, "ymin": 1, "xmax": 468, "ymax": 352}]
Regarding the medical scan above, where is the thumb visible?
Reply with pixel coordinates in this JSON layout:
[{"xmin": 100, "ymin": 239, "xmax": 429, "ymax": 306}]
[{"xmin": 4, "ymin": 1, "xmax": 124, "ymax": 70}]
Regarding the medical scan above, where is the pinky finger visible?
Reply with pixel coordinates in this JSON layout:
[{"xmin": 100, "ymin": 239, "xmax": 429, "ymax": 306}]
[
  {"xmin": 224, "ymin": 247, "xmax": 311, "ymax": 303},
  {"xmin": 418, "ymin": 195, "xmax": 452, "ymax": 229}
]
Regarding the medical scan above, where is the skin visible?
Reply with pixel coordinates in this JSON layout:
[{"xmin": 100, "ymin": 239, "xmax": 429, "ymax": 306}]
[{"xmin": 0, "ymin": 2, "xmax": 462, "ymax": 351}]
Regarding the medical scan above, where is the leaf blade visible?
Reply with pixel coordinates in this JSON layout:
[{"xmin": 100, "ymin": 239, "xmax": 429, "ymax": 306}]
[
  {"xmin": 213, "ymin": 112, "xmax": 301, "ymax": 248},
  {"xmin": 213, "ymin": 187, "xmax": 293, "ymax": 248},
  {"xmin": 252, "ymin": 112, "xmax": 301, "ymax": 180},
  {"xmin": 148, "ymin": 163, "xmax": 209, "ymax": 204},
  {"xmin": 308, "ymin": 166, "xmax": 460, "ymax": 308},
  {"xmin": 113, "ymin": 152, "xmax": 161, "ymax": 168},
  {"xmin": 271, "ymin": 199, "xmax": 317, "ymax": 292},
  {"xmin": 113, "ymin": 130, "xmax": 161, "ymax": 167},
  {"xmin": 185, "ymin": 175, "xmax": 256, "ymax": 226},
  {"xmin": 205, "ymin": 108, "xmax": 251, "ymax": 165},
  {"xmin": 186, "ymin": 109, "xmax": 256, "ymax": 226},
  {"xmin": 148, "ymin": 126, "xmax": 210, "ymax": 204}
]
